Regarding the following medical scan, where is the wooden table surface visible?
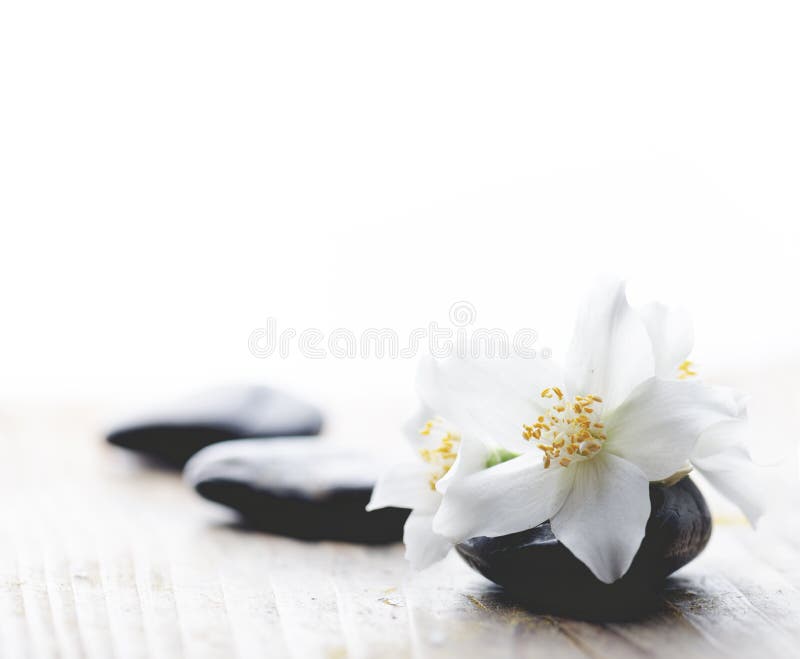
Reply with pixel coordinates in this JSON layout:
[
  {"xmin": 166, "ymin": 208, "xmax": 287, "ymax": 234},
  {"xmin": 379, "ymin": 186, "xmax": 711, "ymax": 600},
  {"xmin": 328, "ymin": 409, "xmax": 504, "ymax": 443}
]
[{"xmin": 1, "ymin": 401, "xmax": 799, "ymax": 659}]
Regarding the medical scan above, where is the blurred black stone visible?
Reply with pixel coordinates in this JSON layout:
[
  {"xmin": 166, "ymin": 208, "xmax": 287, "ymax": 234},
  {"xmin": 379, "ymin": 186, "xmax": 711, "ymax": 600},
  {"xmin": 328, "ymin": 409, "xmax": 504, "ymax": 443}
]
[
  {"xmin": 106, "ymin": 386, "xmax": 323, "ymax": 466},
  {"xmin": 456, "ymin": 477, "xmax": 711, "ymax": 620},
  {"xmin": 184, "ymin": 438, "xmax": 409, "ymax": 544}
]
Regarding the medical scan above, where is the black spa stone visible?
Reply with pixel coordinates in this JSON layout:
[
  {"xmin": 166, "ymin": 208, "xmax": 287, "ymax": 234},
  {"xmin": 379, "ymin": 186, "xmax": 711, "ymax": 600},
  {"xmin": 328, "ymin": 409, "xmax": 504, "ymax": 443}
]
[
  {"xmin": 184, "ymin": 438, "xmax": 409, "ymax": 543},
  {"xmin": 106, "ymin": 385, "xmax": 323, "ymax": 466},
  {"xmin": 456, "ymin": 477, "xmax": 711, "ymax": 620}
]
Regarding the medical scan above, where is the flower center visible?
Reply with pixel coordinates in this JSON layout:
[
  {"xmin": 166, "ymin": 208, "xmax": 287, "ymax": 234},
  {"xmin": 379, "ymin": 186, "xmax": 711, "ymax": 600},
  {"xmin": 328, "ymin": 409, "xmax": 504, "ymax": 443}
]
[
  {"xmin": 522, "ymin": 387, "xmax": 607, "ymax": 469},
  {"xmin": 419, "ymin": 418, "xmax": 461, "ymax": 489}
]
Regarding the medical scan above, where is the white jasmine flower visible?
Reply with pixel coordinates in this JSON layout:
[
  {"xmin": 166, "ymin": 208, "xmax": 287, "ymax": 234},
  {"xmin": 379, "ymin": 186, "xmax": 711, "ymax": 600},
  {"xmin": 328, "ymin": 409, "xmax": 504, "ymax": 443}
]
[
  {"xmin": 430, "ymin": 278, "xmax": 746, "ymax": 583},
  {"xmin": 366, "ymin": 406, "xmax": 497, "ymax": 569},
  {"xmin": 638, "ymin": 302, "xmax": 765, "ymax": 525}
]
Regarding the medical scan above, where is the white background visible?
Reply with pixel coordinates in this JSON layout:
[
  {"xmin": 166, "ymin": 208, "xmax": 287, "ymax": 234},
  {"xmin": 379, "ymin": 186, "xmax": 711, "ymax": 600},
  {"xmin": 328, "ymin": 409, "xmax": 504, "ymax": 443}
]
[{"xmin": 1, "ymin": 2, "xmax": 799, "ymax": 475}]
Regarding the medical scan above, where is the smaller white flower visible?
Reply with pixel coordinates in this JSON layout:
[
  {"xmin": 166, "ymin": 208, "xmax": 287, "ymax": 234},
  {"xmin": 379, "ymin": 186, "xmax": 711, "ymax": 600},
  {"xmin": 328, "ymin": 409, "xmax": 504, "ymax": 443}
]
[{"xmin": 366, "ymin": 406, "xmax": 494, "ymax": 569}]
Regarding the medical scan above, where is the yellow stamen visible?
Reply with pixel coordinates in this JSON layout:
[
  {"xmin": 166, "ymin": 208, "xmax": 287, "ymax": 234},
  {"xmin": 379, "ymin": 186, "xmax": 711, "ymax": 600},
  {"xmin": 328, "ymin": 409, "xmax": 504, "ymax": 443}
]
[
  {"xmin": 419, "ymin": 420, "xmax": 461, "ymax": 489},
  {"xmin": 677, "ymin": 360, "xmax": 698, "ymax": 380},
  {"xmin": 525, "ymin": 387, "xmax": 607, "ymax": 469}
]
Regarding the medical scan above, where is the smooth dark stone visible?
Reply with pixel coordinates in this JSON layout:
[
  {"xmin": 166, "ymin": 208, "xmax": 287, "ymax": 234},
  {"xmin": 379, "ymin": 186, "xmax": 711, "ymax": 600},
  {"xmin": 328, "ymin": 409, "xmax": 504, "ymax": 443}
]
[
  {"xmin": 106, "ymin": 386, "xmax": 323, "ymax": 466},
  {"xmin": 456, "ymin": 477, "xmax": 711, "ymax": 620},
  {"xmin": 184, "ymin": 438, "xmax": 409, "ymax": 544}
]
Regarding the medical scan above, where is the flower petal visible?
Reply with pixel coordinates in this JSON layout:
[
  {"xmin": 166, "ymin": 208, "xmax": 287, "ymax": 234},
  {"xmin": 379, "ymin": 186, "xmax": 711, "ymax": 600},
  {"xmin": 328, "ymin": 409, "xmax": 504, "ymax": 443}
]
[
  {"xmin": 605, "ymin": 378, "xmax": 746, "ymax": 481},
  {"xmin": 403, "ymin": 511, "xmax": 453, "ymax": 570},
  {"xmin": 566, "ymin": 278, "xmax": 655, "ymax": 411},
  {"xmin": 366, "ymin": 461, "xmax": 440, "ymax": 513},
  {"xmin": 433, "ymin": 452, "xmax": 574, "ymax": 541},
  {"xmin": 435, "ymin": 433, "xmax": 490, "ymax": 495},
  {"xmin": 415, "ymin": 353, "xmax": 564, "ymax": 452},
  {"xmin": 638, "ymin": 302, "xmax": 694, "ymax": 379},
  {"xmin": 549, "ymin": 453, "xmax": 650, "ymax": 584},
  {"xmin": 692, "ymin": 418, "xmax": 748, "ymax": 460},
  {"xmin": 691, "ymin": 420, "xmax": 766, "ymax": 526},
  {"xmin": 693, "ymin": 456, "xmax": 766, "ymax": 528}
]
